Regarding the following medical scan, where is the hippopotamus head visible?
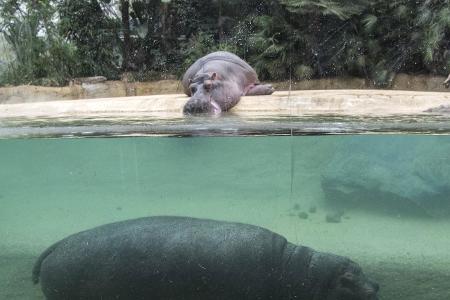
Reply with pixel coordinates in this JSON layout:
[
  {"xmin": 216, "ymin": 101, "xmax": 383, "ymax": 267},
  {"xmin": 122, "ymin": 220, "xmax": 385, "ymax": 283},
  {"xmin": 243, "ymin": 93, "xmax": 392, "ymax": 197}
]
[
  {"xmin": 326, "ymin": 262, "xmax": 379, "ymax": 300},
  {"xmin": 183, "ymin": 72, "xmax": 229, "ymax": 115},
  {"xmin": 294, "ymin": 252, "xmax": 379, "ymax": 300}
]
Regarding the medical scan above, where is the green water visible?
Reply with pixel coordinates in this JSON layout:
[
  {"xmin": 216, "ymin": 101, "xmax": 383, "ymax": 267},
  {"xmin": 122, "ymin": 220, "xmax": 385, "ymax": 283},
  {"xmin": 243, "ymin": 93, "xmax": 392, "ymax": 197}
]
[{"xmin": 1, "ymin": 135, "xmax": 450, "ymax": 299}]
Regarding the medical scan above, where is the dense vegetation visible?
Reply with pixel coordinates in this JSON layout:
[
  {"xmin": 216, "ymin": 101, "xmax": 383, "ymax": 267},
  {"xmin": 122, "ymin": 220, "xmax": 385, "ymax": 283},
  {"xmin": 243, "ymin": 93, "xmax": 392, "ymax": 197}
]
[{"xmin": 0, "ymin": 0, "xmax": 449, "ymax": 86}]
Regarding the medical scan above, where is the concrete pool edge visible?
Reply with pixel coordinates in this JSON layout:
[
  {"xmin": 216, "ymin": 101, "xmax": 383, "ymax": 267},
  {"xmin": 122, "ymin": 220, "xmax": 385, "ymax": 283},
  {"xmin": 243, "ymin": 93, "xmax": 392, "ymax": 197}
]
[
  {"xmin": 2, "ymin": 89, "xmax": 450, "ymax": 117},
  {"xmin": 0, "ymin": 90, "xmax": 449, "ymax": 137}
]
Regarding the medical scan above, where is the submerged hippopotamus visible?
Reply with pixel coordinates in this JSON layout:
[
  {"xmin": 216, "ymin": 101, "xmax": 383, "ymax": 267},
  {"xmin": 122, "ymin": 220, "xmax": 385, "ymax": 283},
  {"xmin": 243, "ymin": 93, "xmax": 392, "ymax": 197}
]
[
  {"xmin": 33, "ymin": 216, "xmax": 379, "ymax": 300},
  {"xmin": 182, "ymin": 51, "xmax": 275, "ymax": 114}
]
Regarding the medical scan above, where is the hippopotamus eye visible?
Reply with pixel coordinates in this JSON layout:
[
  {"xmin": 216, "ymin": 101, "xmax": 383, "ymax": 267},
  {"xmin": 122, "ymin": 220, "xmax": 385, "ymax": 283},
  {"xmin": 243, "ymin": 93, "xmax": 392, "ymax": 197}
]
[
  {"xmin": 339, "ymin": 272, "xmax": 357, "ymax": 288},
  {"xmin": 190, "ymin": 86, "xmax": 197, "ymax": 94}
]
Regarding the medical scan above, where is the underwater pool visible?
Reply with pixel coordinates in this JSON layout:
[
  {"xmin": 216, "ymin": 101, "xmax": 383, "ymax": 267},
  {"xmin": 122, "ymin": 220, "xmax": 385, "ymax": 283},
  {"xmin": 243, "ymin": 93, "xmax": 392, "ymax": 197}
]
[{"xmin": 0, "ymin": 135, "xmax": 449, "ymax": 299}]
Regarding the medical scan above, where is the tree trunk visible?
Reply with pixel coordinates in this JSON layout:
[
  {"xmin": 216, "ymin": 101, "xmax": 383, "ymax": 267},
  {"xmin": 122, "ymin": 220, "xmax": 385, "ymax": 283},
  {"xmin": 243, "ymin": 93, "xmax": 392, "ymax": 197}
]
[
  {"xmin": 160, "ymin": 3, "xmax": 169, "ymax": 52},
  {"xmin": 120, "ymin": 0, "xmax": 131, "ymax": 71}
]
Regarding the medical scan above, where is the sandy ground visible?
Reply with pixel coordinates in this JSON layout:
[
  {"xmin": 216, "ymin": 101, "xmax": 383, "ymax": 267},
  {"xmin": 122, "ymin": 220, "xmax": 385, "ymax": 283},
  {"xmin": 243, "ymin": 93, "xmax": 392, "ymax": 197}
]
[
  {"xmin": 0, "ymin": 136, "xmax": 449, "ymax": 299},
  {"xmin": 2, "ymin": 90, "xmax": 450, "ymax": 121},
  {"xmin": 1, "ymin": 74, "xmax": 449, "ymax": 104},
  {"xmin": 1, "ymin": 206, "xmax": 450, "ymax": 300}
]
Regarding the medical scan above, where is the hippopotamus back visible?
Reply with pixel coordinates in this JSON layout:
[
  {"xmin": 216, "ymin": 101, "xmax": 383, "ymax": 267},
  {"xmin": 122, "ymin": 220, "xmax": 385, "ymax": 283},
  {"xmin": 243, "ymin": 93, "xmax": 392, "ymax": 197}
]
[{"xmin": 182, "ymin": 51, "xmax": 258, "ymax": 95}]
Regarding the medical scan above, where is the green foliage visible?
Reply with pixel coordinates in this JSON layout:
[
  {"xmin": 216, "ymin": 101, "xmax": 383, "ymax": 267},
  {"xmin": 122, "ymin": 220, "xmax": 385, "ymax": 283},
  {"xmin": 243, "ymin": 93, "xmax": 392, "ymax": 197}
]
[
  {"xmin": 0, "ymin": 0, "xmax": 77, "ymax": 86},
  {"xmin": 181, "ymin": 32, "xmax": 238, "ymax": 72},
  {"xmin": 57, "ymin": 0, "xmax": 122, "ymax": 78},
  {"xmin": 0, "ymin": 0, "xmax": 450, "ymax": 86},
  {"xmin": 245, "ymin": 0, "xmax": 449, "ymax": 85},
  {"xmin": 281, "ymin": 0, "xmax": 368, "ymax": 20},
  {"xmin": 416, "ymin": 1, "xmax": 450, "ymax": 74},
  {"xmin": 244, "ymin": 0, "xmax": 370, "ymax": 81},
  {"xmin": 295, "ymin": 65, "xmax": 314, "ymax": 79},
  {"xmin": 244, "ymin": 14, "xmax": 292, "ymax": 80}
]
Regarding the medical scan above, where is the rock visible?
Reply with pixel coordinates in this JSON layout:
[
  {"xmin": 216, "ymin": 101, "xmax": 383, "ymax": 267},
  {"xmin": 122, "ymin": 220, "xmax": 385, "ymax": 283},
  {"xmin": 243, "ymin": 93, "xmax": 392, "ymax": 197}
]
[
  {"xmin": 298, "ymin": 212, "xmax": 309, "ymax": 219},
  {"xmin": 321, "ymin": 137, "xmax": 450, "ymax": 218},
  {"xmin": 70, "ymin": 76, "xmax": 107, "ymax": 85},
  {"xmin": 326, "ymin": 212, "xmax": 343, "ymax": 223}
]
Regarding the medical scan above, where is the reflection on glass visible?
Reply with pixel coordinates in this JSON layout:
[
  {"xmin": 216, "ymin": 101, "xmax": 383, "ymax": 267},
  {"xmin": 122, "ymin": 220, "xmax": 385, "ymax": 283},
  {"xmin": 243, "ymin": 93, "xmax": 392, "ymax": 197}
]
[{"xmin": 1, "ymin": 2, "xmax": 450, "ymax": 300}]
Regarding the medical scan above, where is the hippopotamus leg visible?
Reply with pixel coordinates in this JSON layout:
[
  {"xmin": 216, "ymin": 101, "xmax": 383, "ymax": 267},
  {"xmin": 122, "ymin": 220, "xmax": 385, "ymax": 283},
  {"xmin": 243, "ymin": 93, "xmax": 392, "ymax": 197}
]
[{"xmin": 244, "ymin": 83, "xmax": 275, "ymax": 96}]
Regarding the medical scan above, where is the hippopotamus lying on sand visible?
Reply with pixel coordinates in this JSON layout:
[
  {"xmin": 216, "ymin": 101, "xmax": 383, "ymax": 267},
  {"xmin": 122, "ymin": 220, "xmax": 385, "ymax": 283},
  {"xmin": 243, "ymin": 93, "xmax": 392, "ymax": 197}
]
[
  {"xmin": 182, "ymin": 51, "xmax": 275, "ymax": 114},
  {"xmin": 33, "ymin": 216, "xmax": 379, "ymax": 300}
]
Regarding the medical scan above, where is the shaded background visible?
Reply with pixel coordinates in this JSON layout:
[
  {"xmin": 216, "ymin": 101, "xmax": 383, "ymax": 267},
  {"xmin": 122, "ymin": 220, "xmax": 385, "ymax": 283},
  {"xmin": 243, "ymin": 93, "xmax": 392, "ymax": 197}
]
[{"xmin": 1, "ymin": 0, "xmax": 450, "ymax": 86}]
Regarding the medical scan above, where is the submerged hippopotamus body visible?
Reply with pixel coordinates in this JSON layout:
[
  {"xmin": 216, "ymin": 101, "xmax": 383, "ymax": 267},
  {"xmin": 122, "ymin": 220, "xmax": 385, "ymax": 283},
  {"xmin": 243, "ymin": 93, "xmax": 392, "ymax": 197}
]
[
  {"xmin": 182, "ymin": 51, "xmax": 275, "ymax": 114},
  {"xmin": 33, "ymin": 216, "xmax": 379, "ymax": 300}
]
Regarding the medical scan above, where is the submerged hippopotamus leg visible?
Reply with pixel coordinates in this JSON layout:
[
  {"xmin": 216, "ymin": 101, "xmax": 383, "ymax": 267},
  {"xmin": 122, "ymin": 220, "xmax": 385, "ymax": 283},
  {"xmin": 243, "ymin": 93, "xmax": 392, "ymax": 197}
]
[
  {"xmin": 182, "ymin": 51, "xmax": 274, "ymax": 115},
  {"xmin": 33, "ymin": 216, "xmax": 379, "ymax": 300}
]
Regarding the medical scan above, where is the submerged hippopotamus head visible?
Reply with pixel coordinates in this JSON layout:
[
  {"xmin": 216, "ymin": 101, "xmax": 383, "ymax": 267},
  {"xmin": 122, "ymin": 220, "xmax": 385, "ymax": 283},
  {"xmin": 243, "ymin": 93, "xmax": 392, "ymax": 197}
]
[
  {"xmin": 183, "ymin": 72, "xmax": 227, "ymax": 115},
  {"xmin": 296, "ymin": 252, "xmax": 379, "ymax": 300},
  {"xmin": 327, "ymin": 264, "xmax": 379, "ymax": 300}
]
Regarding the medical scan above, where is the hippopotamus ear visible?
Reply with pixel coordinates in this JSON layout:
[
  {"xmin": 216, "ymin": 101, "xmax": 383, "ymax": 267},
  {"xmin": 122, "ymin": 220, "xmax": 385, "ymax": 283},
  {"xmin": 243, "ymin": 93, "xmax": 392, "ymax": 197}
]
[{"xmin": 211, "ymin": 72, "xmax": 217, "ymax": 80}]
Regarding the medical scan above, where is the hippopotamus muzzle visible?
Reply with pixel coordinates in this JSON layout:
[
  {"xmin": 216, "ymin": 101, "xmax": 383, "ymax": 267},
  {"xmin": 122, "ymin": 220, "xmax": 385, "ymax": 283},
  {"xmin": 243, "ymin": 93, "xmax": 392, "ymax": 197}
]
[
  {"xmin": 326, "ymin": 264, "xmax": 380, "ymax": 300},
  {"xmin": 183, "ymin": 73, "xmax": 222, "ymax": 115},
  {"xmin": 183, "ymin": 98, "xmax": 221, "ymax": 115}
]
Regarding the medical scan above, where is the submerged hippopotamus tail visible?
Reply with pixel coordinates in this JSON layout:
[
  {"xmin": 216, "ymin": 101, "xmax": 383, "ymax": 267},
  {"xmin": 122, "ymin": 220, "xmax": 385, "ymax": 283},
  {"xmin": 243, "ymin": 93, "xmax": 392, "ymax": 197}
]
[{"xmin": 32, "ymin": 241, "xmax": 60, "ymax": 284}]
